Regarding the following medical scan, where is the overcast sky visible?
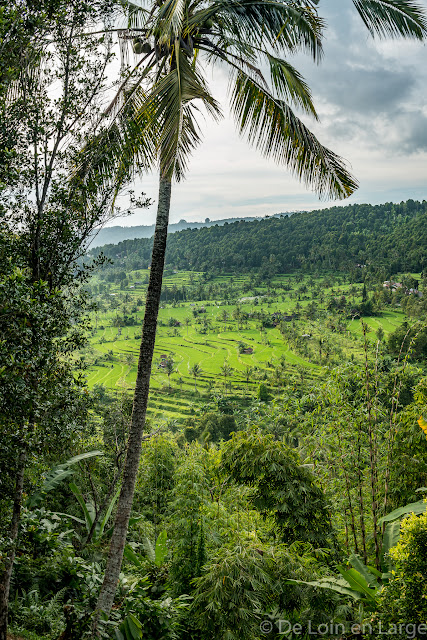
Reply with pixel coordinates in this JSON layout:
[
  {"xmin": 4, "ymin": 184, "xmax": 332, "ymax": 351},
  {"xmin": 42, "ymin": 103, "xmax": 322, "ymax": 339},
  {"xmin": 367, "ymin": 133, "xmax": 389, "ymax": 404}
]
[{"xmin": 114, "ymin": 0, "xmax": 427, "ymax": 226}]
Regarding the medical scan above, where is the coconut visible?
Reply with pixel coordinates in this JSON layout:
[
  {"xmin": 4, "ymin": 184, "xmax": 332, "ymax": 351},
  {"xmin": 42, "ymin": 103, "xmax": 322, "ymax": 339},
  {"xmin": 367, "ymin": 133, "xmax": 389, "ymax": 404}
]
[{"xmin": 133, "ymin": 39, "xmax": 152, "ymax": 55}]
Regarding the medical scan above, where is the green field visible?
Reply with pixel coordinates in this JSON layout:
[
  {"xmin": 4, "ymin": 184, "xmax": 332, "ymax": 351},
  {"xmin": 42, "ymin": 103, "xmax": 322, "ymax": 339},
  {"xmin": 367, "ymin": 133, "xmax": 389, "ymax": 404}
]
[{"xmin": 81, "ymin": 270, "xmax": 407, "ymax": 421}]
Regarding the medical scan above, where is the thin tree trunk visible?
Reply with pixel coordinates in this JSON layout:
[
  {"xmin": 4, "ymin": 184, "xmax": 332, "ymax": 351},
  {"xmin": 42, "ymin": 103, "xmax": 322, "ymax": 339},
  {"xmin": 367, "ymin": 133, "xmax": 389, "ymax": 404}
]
[
  {"xmin": 355, "ymin": 418, "xmax": 368, "ymax": 564},
  {"xmin": 336, "ymin": 432, "xmax": 359, "ymax": 554},
  {"xmin": 0, "ymin": 447, "xmax": 26, "ymax": 640},
  {"xmin": 93, "ymin": 175, "xmax": 172, "ymax": 629},
  {"xmin": 362, "ymin": 326, "xmax": 381, "ymax": 570}
]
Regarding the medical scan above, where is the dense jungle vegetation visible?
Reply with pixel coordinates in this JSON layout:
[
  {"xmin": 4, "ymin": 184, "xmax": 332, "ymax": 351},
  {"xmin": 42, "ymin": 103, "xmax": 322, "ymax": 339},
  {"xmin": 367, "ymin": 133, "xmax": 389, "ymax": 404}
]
[
  {"xmin": 2, "ymin": 0, "xmax": 427, "ymax": 638},
  {"xmin": 90, "ymin": 199, "xmax": 427, "ymax": 277},
  {"xmin": 3, "ymin": 222, "xmax": 427, "ymax": 640}
]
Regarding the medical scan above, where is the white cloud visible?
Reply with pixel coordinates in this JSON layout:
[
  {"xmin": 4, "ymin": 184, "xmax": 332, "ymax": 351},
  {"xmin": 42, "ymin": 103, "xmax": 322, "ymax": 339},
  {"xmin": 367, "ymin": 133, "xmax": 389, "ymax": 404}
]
[{"xmin": 111, "ymin": 0, "xmax": 427, "ymax": 227}]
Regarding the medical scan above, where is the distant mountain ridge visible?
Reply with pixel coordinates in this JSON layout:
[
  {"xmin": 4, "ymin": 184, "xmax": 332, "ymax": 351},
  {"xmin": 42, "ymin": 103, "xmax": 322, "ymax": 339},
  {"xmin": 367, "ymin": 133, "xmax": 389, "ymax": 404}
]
[{"xmin": 89, "ymin": 212, "xmax": 289, "ymax": 248}]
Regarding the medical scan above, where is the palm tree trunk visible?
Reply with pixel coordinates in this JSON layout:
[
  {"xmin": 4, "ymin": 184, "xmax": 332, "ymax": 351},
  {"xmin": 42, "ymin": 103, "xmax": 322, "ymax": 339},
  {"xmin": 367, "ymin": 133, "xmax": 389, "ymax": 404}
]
[{"xmin": 93, "ymin": 175, "xmax": 171, "ymax": 628}]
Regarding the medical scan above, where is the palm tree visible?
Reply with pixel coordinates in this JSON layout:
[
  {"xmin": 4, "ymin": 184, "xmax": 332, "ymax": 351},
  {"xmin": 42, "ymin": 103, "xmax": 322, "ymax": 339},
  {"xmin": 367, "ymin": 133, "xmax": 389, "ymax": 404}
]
[
  {"xmin": 189, "ymin": 363, "xmax": 202, "ymax": 392},
  {"xmin": 220, "ymin": 362, "xmax": 233, "ymax": 394},
  {"xmin": 88, "ymin": 0, "xmax": 427, "ymax": 626},
  {"xmin": 243, "ymin": 364, "xmax": 254, "ymax": 387},
  {"xmin": 164, "ymin": 357, "xmax": 175, "ymax": 390},
  {"xmin": 177, "ymin": 375, "xmax": 184, "ymax": 392}
]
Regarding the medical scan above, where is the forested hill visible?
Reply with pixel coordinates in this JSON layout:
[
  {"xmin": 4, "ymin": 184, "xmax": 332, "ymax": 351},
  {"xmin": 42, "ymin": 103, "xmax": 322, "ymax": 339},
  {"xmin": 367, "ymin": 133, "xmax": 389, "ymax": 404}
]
[{"xmin": 90, "ymin": 199, "xmax": 427, "ymax": 276}]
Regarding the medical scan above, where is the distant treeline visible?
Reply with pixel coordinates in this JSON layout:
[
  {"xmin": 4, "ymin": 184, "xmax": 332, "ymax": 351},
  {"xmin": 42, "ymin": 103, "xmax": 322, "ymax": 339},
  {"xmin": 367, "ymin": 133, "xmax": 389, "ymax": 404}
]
[
  {"xmin": 90, "ymin": 199, "xmax": 427, "ymax": 277},
  {"xmin": 89, "ymin": 214, "xmax": 284, "ymax": 248}
]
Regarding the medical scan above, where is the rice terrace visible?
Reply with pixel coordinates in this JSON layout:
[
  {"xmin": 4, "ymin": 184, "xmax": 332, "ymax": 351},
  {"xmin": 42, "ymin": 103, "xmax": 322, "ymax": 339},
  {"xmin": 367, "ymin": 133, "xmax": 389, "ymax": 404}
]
[{"xmin": 82, "ymin": 267, "xmax": 408, "ymax": 422}]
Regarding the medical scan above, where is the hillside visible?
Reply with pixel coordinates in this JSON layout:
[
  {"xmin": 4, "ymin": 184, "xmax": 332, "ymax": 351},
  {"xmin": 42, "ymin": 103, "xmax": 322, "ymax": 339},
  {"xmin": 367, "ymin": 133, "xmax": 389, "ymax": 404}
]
[
  {"xmin": 89, "ymin": 212, "xmax": 288, "ymax": 248},
  {"xmin": 90, "ymin": 199, "xmax": 427, "ymax": 277}
]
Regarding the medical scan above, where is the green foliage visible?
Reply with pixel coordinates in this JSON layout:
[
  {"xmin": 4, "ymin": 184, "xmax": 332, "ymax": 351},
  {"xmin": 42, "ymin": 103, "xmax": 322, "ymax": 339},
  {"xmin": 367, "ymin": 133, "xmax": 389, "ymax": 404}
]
[
  {"xmin": 124, "ymin": 530, "xmax": 169, "ymax": 569},
  {"xmin": 115, "ymin": 613, "xmax": 143, "ymax": 640},
  {"xmin": 119, "ymin": 595, "xmax": 189, "ymax": 640},
  {"xmin": 113, "ymin": 577, "xmax": 190, "ymax": 640},
  {"xmin": 136, "ymin": 435, "xmax": 176, "ymax": 526},
  {"xmin": 191, "ymin": 544, "xmax": 273, "ymax": 640},
  {"xmin": 9, "ymin": 508, "xmax": 75, "ymax": 599},
  {"xmin": 168, "ymin": 447, "xmax": 210, "ymax": 595},
  {"xmin": 257, "ymin": 383, "xmax": 271, "ymax": 402},
  {"xmin": 9, "ymin": 587, "xmax": 66, "ymax": 637},
  {"xmin": 67, "ymin": 481, "xmax": 120, "ymax": 544},
  {"xmin": 288, "ymin": 554, "xmax": 383, "ymax": 611},
  {"xmin": 221, "ymin": 430, "xmax": 334, "ymax": 548},
  {"xmin": 379, "ymin": 499, "xmax": 427, "ymax": 524},
  {"xmin": 91, "ymin": 200, "xmax": 427, "ymax": 276},
  {"xmin": 387, "ymin": 376, "xmax": 427, "ymax": 509},
  {"xmin": 26, "ymin": 451, "xmax": 102, "ymax": 509},
  {"xmin": 184, "ymin": 412, "xmax": 236, "ymax": 444},
  {"xmin": 388, "ymin": 321, "xmax": 427, "ymax": 360},
  {"xmin": 375, "ymin": 509, "xmax": 427, "ymax": 634}
]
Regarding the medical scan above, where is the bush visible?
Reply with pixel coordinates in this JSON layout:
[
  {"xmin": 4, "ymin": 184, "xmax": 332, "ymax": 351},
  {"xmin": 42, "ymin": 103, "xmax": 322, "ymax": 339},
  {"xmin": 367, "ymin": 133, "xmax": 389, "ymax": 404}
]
[
  {"xmin": 9, "ymin": 587, "xmax": 65, "ymax": 636},
  {"xmin": 374, "ymin": 508, "xmax": 427, "ymax": 636},
  {"xmin": 388, "ymin": 322, "xmax": 427, "ymax": 360},
  {"xmin": 257, "ymin": 383, "xmax": 270, "ymax": 402}
]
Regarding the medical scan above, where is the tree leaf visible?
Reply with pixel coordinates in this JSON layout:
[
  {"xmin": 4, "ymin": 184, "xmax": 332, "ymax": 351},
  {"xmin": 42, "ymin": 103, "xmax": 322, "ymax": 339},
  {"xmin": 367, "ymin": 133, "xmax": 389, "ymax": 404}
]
[
  {"xmin": 336, "ymin": 567, "xmax": 377, "ymax": 601},
  {"xmin": 382, "ymin": 520, "xmax": 401, "ymax": 558},
  {"xmin": 378, "ymin": 499, "xmax": 426, "ymax": 523},
  {"xmin": 123, "ymin": 545, "xmax": 142, "ymax": 567},
  {"xmin": 286, "ymin": 577, "xmax": 362, "ymax": 600},
  {"xmin": 348, "ymin": 554, "xmax": 380, "ymax": 588},
  {"xmin": 352, "ymin": 0, "xmax": 427, "ymax": 40},
  {"xmin": 26, "ymin": 450, "xmax": 102, "ymax": 508},
  {"xmin": 97, "ymin": 487, "xmax": 120, "ymax": 539},
  {"xmin": 69, "ymin": 482, "xmax": 94, "ymax": 532}
]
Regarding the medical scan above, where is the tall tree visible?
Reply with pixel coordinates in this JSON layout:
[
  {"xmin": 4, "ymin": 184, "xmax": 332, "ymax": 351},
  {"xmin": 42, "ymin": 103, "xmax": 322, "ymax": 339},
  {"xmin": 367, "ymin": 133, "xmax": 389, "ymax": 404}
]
[
  {"xmin": 0, "ymin": 1, "xmax": 150, "ymax": 636},
  {"xmin": 86, "ymin": 0, "xmax": 427, "ymax": 628}
]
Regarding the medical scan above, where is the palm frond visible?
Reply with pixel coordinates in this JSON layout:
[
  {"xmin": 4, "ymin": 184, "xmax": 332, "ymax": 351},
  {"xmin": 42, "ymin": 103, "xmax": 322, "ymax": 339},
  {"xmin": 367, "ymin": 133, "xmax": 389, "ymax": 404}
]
[
  {"xmin": 157, "ymin": 0, "xmax": 186, "ymax": 42},
  {"xmin": 72, "ymin": 92, "xmax": 158, "ymax": 202},
  {"xmin": 206, "ymin": 0, "xmax": 324, "ymax": 60},
  {"xmin": 266, "ymin": 53, "xmax": 318, "ymax": 118},
  {"xmin": 230, "ymin": 71, "xmax": 359, "ymax": 200},
  {"xmin": 141, "ymin": 50, "xmax": 222, "ymax": 179},
  {"xmin": 352, "ymin": 0, "xmax": 427, "ymax": 39},
  {"xmin": 127, "ymin": 1, "xmax": 151, "ymax": 30}
]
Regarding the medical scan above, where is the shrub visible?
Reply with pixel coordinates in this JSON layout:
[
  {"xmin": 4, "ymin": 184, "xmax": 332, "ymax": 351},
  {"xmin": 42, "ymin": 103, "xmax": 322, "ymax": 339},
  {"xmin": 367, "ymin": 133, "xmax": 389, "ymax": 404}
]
[
  {"xmin": 257, "ymin": 383, "xmax": 270, "ymax": 402},
  {"xmin": 374, "ymin": 508, "xmax": 427, "ymax": 636}
]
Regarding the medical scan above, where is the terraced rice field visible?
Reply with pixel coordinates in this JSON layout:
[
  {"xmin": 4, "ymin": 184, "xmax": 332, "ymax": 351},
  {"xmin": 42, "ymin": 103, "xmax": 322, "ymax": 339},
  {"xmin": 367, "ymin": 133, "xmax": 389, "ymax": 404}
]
[{"xmin": 82, "ymin": 271, "xmax": 407, "ymax": 421}]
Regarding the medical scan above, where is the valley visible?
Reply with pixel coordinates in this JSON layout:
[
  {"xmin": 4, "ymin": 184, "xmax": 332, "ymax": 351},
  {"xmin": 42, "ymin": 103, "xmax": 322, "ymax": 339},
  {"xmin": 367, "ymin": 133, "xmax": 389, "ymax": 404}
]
[{"xmin": 82, "ymin": 268, "xmax": 408, "ymax": 423}]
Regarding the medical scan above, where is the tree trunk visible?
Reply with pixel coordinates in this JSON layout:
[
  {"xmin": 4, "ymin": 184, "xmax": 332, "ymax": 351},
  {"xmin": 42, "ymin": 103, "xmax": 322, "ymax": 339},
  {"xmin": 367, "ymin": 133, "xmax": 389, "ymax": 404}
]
[
  {"xmin": 93, "ymin": 175, "xmax": 172, "ymax": 629},
  {"xmin": 0, "ymin": 447, "xmax": 26, "ymax": 640}
]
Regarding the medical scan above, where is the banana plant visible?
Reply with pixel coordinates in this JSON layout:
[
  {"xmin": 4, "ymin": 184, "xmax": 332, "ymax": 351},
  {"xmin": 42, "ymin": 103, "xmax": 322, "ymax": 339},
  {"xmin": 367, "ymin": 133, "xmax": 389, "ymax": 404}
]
[
  {"xmin": 287, "ymin": 553, "xmax": 382, "ymax": 611},
  {"xmin": 56, "ymin": 483, "xmax": 143, "ymax": 546},
  {"xmin": 287, "ymin": 498, "xmax": 427, "ymax": 608},
  {"xmin": 124, "ymin": 530, "xmax": 168, "ymax": 568},
  {"xmin": 65, "ymin": 482, "xmax": 121, "ymax": 545},
  {"xmin": 114, "ymin": 612, "xmax": 143, "ymax": 640},
  {"xmin": 26, "ymin": 450, "xmax": 102, "ymax": 509}
]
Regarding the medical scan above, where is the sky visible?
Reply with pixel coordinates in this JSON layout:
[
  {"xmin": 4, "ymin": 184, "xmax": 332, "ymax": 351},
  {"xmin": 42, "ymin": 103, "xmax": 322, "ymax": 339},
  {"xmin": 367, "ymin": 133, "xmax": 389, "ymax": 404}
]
[{"xmin": 113, "ymin": 0, "xmax": 427, "ymax": 226}]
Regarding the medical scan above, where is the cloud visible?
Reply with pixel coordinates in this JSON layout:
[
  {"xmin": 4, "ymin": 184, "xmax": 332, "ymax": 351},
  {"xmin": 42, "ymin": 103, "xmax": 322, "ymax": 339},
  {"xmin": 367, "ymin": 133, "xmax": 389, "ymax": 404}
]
[
  {"xmin": 318, "ymin": 67, "xmax": 415, "ymax": 113},
  {"xmin": 299, "ymin": 1, "xmax": 427, "ymax": 156},
  {"xmin": 109, "ymin": 0, "xmax": 427, "ymax": 227}
]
